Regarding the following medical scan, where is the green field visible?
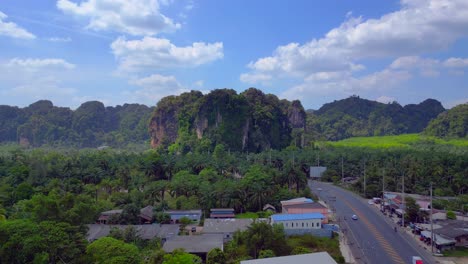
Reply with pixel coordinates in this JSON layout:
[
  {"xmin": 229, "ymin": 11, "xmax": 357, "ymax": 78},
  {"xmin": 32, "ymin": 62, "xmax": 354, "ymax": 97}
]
[{"xmin": 324, "ymin": 134, "xmax": 468, "ymax": 148}]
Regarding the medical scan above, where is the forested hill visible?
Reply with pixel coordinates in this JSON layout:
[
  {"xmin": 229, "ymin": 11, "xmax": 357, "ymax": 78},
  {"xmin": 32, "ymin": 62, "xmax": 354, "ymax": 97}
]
[
  {"xmin": 0, "ymin": 100, "xmax": 153, "ymax": 148},
  {"xmin": 149, "ymin": 88, "xmax": 306, "ymax": 153},
  {"xmin": 424, "ymin": 103, "xmax": 468, "ymax": 138},
  {"xmin": 306, "ymin": 96, "xmax": 445, "ymax": 141}
]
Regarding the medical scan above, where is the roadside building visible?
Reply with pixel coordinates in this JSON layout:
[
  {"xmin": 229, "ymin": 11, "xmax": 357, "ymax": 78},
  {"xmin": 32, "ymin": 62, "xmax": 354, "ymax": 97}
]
[
  {"xmin": 271, "ymin": 213, "xmax": 324, "ymax": 230},
  {"xmin": 420, "ymin": 230, "xmax": 456, "ymax": 251},
  {"xmin": 210, "ymin": 208, "xmax": 235, "ymax": 218},
  {"xmin": 86, "ymin": 224, "xmax": 179, "ymax": 242},
  {"xmin": 280, "ymin": 197, "xmax": 329, "ymax": 223},
  {"xmin": 97, "ymin": 209, "xmax": 122, "ymax": 224},
  {"xmin": 309, "ymin": 166, "xmax": 327, "ymax": 179},
  {"xmin": 203, "ymin": 218, "xmax": 254, "ymax": 242},
  {"xmin": 433, "ymin": 221, "xmax": 468, "ymax": 247},
  {"xmin": 165, "ymin": 210, "xmax": 202, "ymax": 224},
  {"xmin": 162, "ymin": 234, "xmax": 224, "ymax": 260},
  {"xmin": 240, "ymin": 252, "xmax": 337, "ymax": 264}
]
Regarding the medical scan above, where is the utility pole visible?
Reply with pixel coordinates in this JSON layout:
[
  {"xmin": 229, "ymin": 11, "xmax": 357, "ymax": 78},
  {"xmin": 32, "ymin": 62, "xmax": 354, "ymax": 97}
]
[
  {"xmin": 430, "ymin": 182, "xmax": 434, "ymax": 254},
  {"xmin": 381, "ymin": 168, "xmax": 385, "ymax": 212},
  {"xmin": 341, "ymin": 156, "xmax": 344, "ymax": 183},
  {"xmin": 317, "ymin": 151, "xmax": 320, "ymax": 167},
  {"xmin": 363, "ymin": 161, "xmax": 366, "ymax": 197},
  {"xmin": 402, "ymin": 173, "xmax": 405, "ymax": 228}
]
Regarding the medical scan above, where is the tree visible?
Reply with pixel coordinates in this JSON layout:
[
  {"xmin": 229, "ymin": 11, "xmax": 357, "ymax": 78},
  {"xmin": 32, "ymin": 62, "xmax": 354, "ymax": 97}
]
[
  {"xmin": 120, "ymin": 204, "xmax": 140, "ymax": 224},
  {"xmin": 258, "ymin": 249, "xmax": 275, "ymax": 258},
  {"xmin": 446, "ymin": 210, "xmax": 456, "ymax": 220},
  {"xmin": 155, "ymin": 212, "xmax": 171, "ymax": 224},
  {"xmin": 179, "ymin": 216, "xmax": 192, "ymax": 234},
  {"xmin": 404, "ymin": 197, "xmax": 420, "ymax": 223},
  {"xmin": 207, "ymin": 248, "xmax": 226, "ymax": 264},
  {"xmin": 162, "ymin": 249, "xmax": 202, "ymax": 264},
  {"xmin": 86, "ymin": 237, "xmax": 140, "ymax": 264},
  {"xmin": 291, "ymin": 246, "xmax": 312, "ymax": 255}
]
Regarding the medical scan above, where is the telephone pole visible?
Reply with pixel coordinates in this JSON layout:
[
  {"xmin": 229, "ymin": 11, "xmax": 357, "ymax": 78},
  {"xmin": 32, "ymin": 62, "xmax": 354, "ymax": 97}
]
[
  {"xmin": 402, "ymin": 173, "xmax": 405, "ymax": 228},
  {"xmin": 430, "ymin": 182, "xmax": 434, "ymax": 254},
  {"xmin": 341, "ymin": 156, "xmax": 344, "ymax": 183},
  {"xmin": 363, "ymin": 161, "xmax": 366, "ymax": 197},
  {"xmin": 381, "ymin": 168, "xmax": 385, "ymax": 211}
]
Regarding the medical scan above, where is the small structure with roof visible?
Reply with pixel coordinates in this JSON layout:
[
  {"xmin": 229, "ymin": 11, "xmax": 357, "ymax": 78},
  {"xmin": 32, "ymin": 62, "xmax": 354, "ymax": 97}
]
[
  {"xmin": 271, "ymin": 213, "xmax": 324, "ymax": 230},
  {"xmin": 280, "ymin": 197, "xmax": 329, "ymax": 223},
  {"xmin": 203, "ymin": 218, "xmax": 254, "ymax": 242},
  {"xmin": 162, "ymin": 234, "xmax": 224, "ymax": 260},
  {"xmin": 309, "ymin": 166, "xmax": 327, "ymax": 178},
  {"xmin": 210, "ymin": 208, "xmax": 235, "ymax": 218},
  {"xmin": 240, "ymin": 252, "xmax": 337, "ymax": 264},
  {"xmin": 97, "ymin": 206, "xmax": 156, "ymax": 224},
  {"xmin": 165, "ymin": 210, "xmax": 202, "ymax": 224},
  {"xmin": 262, "ymin": 204, "xmax": 276, "ymax": 213},
  {"xmin": 86, "ymin": 224, "xmax": 179, "ymax": 242},
  {"xmin": 97, "ymin": 209, "xmax": 123, "ymax": 224}
]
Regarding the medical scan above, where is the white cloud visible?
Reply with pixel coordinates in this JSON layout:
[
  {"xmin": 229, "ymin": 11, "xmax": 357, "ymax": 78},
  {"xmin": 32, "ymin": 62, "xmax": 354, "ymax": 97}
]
[
  {"xmin": 126, "ymin": 74, "xmax": 188, "ymax": 105},
  {"xmin": 111, "ymin": 36, "xmax": 223, "ymax": 72},
  {"xmin": 47, "ymin": 37, "xmax": 72, "ymax": 42},
  {"xmin": 240, "ymin": 73, "xmax": 272, "ymax": 85},
  {"xmin": 6, "ymin": 58, "xmax": 75, "ymax": 70},
  {"xmin": 376, "ymin": 96, "xmax": 396, "ymax": 104},
  {"xmin": 443, "ymin": 57, "xmax": 468, "ymax": 68},
  {"xmin": 241, "ymin": 0, "xmax": 468, "ymax": 84},
  {"xmin": 281, "ymin": 68, "xmax": 411, "ymax": 102},
  {"xmin": 0, "ymin": 11, "xmax": 36, "ymax": 39},
  {"xmin": 390, "ymin": 56, "xmax": 440, "ymax": 77},
  {"xmin": 57, "ymin": 0, "xmax": 180, "ymax": 36},
  {"xmin": 194, "ymin": 80, "xmax": 204, "ymax": 87}
]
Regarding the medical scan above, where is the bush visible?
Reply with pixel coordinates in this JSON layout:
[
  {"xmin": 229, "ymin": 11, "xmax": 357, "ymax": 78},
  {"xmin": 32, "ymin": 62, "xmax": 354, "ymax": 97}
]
[{"xmin": 446, "ymin": 211, "xmax": 456, "ymax": 220}]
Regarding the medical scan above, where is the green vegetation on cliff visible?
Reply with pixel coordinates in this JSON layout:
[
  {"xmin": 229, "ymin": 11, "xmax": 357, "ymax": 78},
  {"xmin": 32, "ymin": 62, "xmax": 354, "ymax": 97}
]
[
  {"xmin": 424, "ymin": 103, "xmax": 468, "ymax": 138},
  {"xmin": 1, "ymin": 100, "xmax": 154, "ymax": 148},
  {"xmin": 149, "ymin": 88, "xmax": 306, "ymax": 153},
  {"xmin": 307, "ymin": 96, "xmax": 445, "ymax": 141}
]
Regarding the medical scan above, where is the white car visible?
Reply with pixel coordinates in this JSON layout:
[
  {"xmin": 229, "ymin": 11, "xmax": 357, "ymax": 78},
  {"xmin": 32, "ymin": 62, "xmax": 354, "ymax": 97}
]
[
  {"xmin": 352, "ymin": 214, "xmax": 358, "ymax": 220},
  {"xmin": 368, "ymin": 200, "xmax": 374, "ymax": 205}
]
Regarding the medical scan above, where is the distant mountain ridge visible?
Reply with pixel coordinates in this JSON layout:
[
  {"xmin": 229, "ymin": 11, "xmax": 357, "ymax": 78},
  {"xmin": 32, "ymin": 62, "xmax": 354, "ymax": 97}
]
[
  {"xmin": 0, "ymin": 92, "xmax": 456, "ymax": 149},
  {"xmin": 306, "ymin": 96, "xmax": 445, "ymax": 141},
  {"xmin": 424, "ymin": 103, "xmax": 468, "ymax": 138},
  {"xmin": 0, "ymin": 100, "xmax": 153, "ymax": 147}
]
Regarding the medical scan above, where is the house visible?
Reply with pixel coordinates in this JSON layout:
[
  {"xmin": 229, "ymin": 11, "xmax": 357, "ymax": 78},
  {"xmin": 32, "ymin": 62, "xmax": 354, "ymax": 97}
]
[
  {"xmin": 210, "ymin": 208, "xmax": 235, "ymax": 218},
  {"xmin": 203, "ymin": 218, "xmax": 254, "ymax": 242},
  {"xmin": 97, "ymin": 206, "xmax": 155, "ymax": 224},
  {"xmin": 282, "ymin": 202, "xmax": 329, "ymax": 223},
  {"xmin": 280, "ymin": 197, "xmax": 313, "ymax": 211},
  {"xmin": 97, "ymin": 209, "xmax": 123, "ymax": 224},
  {"xmin": 86, "ymin": 224, "xmax": 179, "ymax": 242},
  {"xmin": 280, "ymin": 197, "xmax": 329, "ymax": 223},
  {"xmin": 420, "ymin": 230, "xmax": 456, "ymax": 251},
  {"xmin": 433, "ymin": 221, "xmax": 468, "ymax": 247},
  {"xmin": 271, "ymin": 213, "xmax": 324, "ymax": 230},
  {"xmin": 263, "ymin": 204, "xmax": 276, "ymax": 213},
  {"xmin": 240, "ymin": 252, "xmax": 337, "ymax": 264},
  {"xmin": 309, "ymin": 166, "xmax": 327, "ymax": 178},
  {"xmin": 165, "ymin": 210, "xmax": 202, "ymax": 224},
  {"xmin": 162, "ymin": 234, "xmax": 224, "ymax": 260}
]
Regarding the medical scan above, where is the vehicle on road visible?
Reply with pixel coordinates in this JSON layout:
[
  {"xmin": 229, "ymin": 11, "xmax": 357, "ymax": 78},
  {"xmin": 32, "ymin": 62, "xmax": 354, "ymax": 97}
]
[
  {"xmin": 412, "ymin": 256, "xmax": 423, "ymax": 264},
  {"xmin": 351, "ymin": 214, "xmax": 358, "ymax": 220},
  {"xmin": 317, "ymin": 188, "xmax": 322, "ymax": 191},
  {"xmin": 368, "ymin": 200, "xmax": 374, "ymax": 205}
]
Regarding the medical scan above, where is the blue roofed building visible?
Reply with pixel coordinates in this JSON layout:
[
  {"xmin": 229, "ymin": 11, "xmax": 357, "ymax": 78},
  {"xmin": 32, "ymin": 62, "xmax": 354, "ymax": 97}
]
[{"xmin": 271, "ymin": 213, "xmax": 324, "ymax": 230}]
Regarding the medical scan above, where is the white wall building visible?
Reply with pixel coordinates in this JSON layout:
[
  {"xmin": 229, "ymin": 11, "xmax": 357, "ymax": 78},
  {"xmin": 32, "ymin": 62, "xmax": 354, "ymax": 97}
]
[{"xmin": 271, "ymin": 213, "xmax": 324, "ymax": 230}]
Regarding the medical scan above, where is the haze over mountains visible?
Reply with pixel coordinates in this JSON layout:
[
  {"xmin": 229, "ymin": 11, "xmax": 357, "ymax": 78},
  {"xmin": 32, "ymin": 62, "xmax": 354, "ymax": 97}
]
[{"xmin": 0, "ymin": 88, "xmax": 465, "ymax": 150}]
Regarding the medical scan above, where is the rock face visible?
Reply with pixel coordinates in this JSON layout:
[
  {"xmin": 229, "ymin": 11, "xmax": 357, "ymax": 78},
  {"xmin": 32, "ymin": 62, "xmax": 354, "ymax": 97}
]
[{"xmin": 148, "ymin": 88, "xmax": 307, "ymax": 152}]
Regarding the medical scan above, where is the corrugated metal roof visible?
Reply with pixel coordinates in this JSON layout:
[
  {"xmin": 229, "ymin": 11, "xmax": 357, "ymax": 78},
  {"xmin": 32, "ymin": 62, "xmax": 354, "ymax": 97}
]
[
  {"xmin": 271, "ymin": 213, "xmax": 324, "ymax": 221},
  {"xmin": 241, "ymin": 252, "xmax": 337, "ymax": 264}
]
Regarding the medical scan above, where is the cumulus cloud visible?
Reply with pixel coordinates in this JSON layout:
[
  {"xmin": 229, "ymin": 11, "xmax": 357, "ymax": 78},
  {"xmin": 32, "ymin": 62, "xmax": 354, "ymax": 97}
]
[
  {"xmin": 111, "ymin": 36, "xmax": 223, "ymax": 72},
  {"xmin": 47, "ymin": 37, "xmax": 72, "ymax": 42},
  {"xmin": 240, "ymin": 73, "xmax": 272, "ymax": 85},
  {"xmin": 57, "ymin": 0, "xmax": 180, "ymax": 36},
  {"xmin": 126, "ymin": 74, "xmax": 188, "ymax": 105},
  {"xmin": 6, "ymin": 58, "xmax": 75, "ymax": 70},
  {"xmin": 241, "ymin": 0, "xmax": 468, "ymax": 85},
  {"xmin": 376, "ymin": 96, "xmax": 396, "ymax": 104},
  {"xmin": 443, "ymin": 57, "xmax": 468, "ymax": 68},
  {"xmin": 0, "ymin": 11, "xmax": 36, "ymax": 39}
]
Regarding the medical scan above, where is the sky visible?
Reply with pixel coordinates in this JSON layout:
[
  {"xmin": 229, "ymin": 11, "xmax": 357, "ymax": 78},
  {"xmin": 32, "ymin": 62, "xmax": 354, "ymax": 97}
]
[{"xmin": 0, "ymin": 0, "xmax": 467, "ymax": 110}]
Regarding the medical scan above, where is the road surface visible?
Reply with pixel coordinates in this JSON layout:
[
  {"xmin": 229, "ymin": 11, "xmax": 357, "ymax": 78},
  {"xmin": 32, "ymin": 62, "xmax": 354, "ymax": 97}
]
[{"xmin": 309, "ymin": 181, "xmax": 436, "ymax": 264}]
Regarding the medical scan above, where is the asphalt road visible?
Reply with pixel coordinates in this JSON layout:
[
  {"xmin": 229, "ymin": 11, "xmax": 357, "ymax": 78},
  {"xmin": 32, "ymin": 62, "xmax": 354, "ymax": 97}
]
[{"xmin": 309, "ymin": 181, "xmax": 436, "ymax": 264}]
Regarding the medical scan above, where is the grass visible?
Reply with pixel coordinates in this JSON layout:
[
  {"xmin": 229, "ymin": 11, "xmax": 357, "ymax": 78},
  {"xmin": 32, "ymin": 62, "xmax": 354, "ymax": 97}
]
[
  {"xmin": 235, "ymin": 212, "xmax": 259, "ymax": 219},
  {"xmin": 443, "ymin": 247, "xmax": 468, "ymax": 257},
  {"xmin": 324, "ymin": 133, "xmax": 468, "ymax": 149}
]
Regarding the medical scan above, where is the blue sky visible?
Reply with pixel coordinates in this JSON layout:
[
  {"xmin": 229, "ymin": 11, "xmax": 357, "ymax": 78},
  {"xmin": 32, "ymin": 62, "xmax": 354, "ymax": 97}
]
[{"xmin": 0, "ymin": 0, "xmax": 467, "ymax": 109}]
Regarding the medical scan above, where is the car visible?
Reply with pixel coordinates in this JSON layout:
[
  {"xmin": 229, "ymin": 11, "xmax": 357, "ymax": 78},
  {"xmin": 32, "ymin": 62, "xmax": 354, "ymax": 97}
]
[
  {"xmin": 352, "ymin": 214, "xmax": 358, "ymax": 220},
  {"xmin": 317, "ymin": 188, "xmax": 323, "ymax": 191},
  {"xmin": 368, "ymin": 200, "xmax": 374, "ymax": 205}
]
